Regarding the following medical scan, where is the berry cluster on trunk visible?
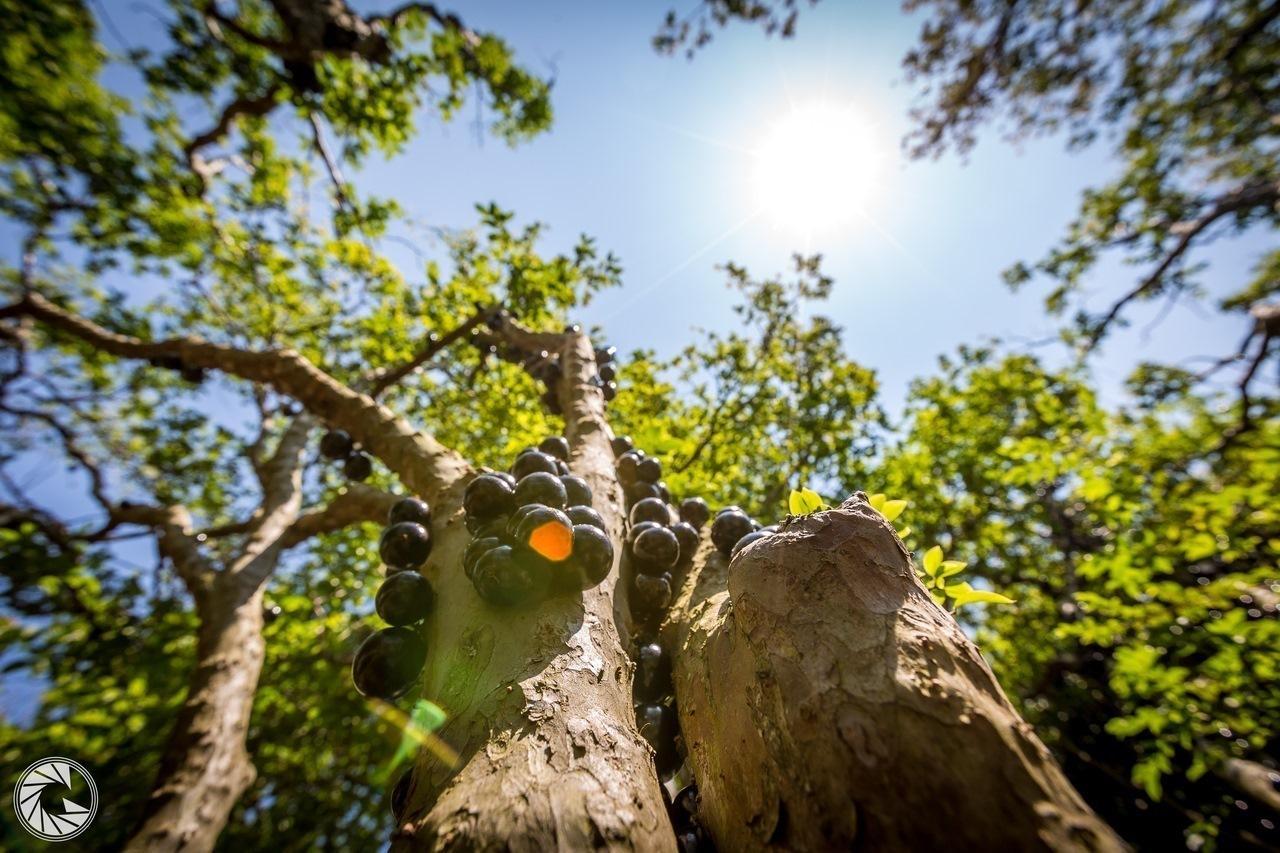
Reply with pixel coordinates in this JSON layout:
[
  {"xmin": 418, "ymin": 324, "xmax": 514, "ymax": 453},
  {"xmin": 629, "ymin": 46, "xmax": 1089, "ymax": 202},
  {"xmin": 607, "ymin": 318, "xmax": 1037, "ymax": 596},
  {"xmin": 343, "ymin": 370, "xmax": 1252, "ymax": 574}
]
[
  {"xmin": 318, "ymin": 428, "xmax": 374, "ymax": 482},
  {"xmin": 351, "ymin": 498, "xmax": 437, "ymax": 700},
  {"xmin": 462, "ymin": 435, "xmax": 614, "ymax": 605}
]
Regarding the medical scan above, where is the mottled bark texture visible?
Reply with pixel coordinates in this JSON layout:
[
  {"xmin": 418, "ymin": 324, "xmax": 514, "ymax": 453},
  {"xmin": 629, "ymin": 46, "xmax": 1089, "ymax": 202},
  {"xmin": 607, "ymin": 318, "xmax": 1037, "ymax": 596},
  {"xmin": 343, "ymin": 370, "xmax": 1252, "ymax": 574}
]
[
  {"xmin": 394, "ymin": 332, "xmax": 672, "ymax": 852},
  {"xmin": 663, "ymin": 494, "xmax": 1127, "ymax": 852}
]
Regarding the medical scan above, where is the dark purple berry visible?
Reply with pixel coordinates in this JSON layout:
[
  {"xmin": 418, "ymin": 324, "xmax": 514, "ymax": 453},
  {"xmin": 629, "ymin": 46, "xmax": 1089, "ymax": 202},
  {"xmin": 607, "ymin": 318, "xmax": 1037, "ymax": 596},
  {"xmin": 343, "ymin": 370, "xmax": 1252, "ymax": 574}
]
[
  {"xmin": 628, "ymin": 520, "xmax": 661, "ymax": 545},
  {"xmin": 464, "ymin": 536, "xmax": 503, "ymax": 579},
  {"xmin": 514, "ymin": 471, "xmax": 568, "ymax": 509},
  {"xmin": 627, "ymin": 481, "xmax": 661, "ymax": 504},
  {"xmin": 352, "ymin": 627, "xmax": 427, "ymax": 699},
  {"xmin": 595, "ymin": 345, "xmax": 616, "ymax": 364},
  {"xmin": 611, "ymin": 435, "xmax": 634, "ymax": 456},
  {"xmin": 636, "ymin": 456, "xmax": 662, "ymax": 484},
  {"xmin": 319, "ymin": 429, "xmax": 353, "ymax": 460},
  {"xmin": 464, "ymin": 474, "xmax": 515, "ymax": 520},
  {"xmin": 656, "ymin": 482, "xmax": 671, "ymax": 503},
  {"xmin": 716, "ymin": 505, "xmax": 745, "ymax": 517},
  {"xmin": 616, "ymin": 451, "xmax": 642, "ymax": 485},
  {"xmin": 344, "ymin": 452, "xmax": 373, "ymax": 481},
  {"xmin": 567, "ymin": 505, "xmax": 607, "ymax": 532},
  {"xmin": 388, "ymin": 497, "xmax": 431, "ymax": 527},
  {"xmin": 632, "ymin": 572, "xmax": 672, "ymax": 616},
  {"xmin": 634, "ymin": 641, "xmax": 671, "ymax": 700},
  {"xmin": 680, "ymin": 498, "xmax": 710, "ymax": 529},
  {"xmin": 599, "ymin": 363, "xmax": 617, "ymax": 382},
  {"xmin": 538, "ymin": 436, "xmax": 570, "ymax": 462},
  {"xmin": 632, "ymin": 526, "xmax": 679, "ymax": 574},
  {"xmin": 512, "ymin": 451, "xmax": 559, "ymax": 479},
  {"xmin": 711, "ymin": 511, "xmax": 755, "ymax": 556},
  {"xmin": 471, "ymin": 545, "xmax": 548, "ymax": 606},
  {"xmin": 380, "ymin": 522, "xmax": 432, "ymax": 570},
  {"xmin": 602, "ymin": 381, "xmax": 617, "ymax": 402},
  {"xmin": 495, "ymin": 471, "xmax": 517, "ymax": 489},
  {"xmin": 563, "ymin": 523, "xmax": 614, "ymax": 590},
  {"xmin": 730, "ymin": 530, "xmax": 770, "ymax": 559},
  {"xmin": 376, "ymin": 572, "xmax": 436, "ymax": 626},
  {"xmin": 669, "ymin": 521, "xmax": 700, "ymax": 564},
  {"xmin": 556, "ymin": 459, "xmax": 571, "ymax": 476},
  {"xmin": 560, "ymin": 475, "xmax": 592, "ymax": 507},
  {"xmin": 630, "ymin": 497, "xmax": 672, "ymax": 527}
]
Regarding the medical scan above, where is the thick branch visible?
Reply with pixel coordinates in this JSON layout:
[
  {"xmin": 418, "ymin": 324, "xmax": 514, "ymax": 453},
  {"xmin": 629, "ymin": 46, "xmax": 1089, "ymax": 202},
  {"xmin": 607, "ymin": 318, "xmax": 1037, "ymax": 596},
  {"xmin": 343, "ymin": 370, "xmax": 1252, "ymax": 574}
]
[
  {"xmin": 280, "ymin": 484, "xmax": 397, "ymax": 547},
  {"xmin": 5, "ymin": 292, "xmax": 471, "ymax": 504}
]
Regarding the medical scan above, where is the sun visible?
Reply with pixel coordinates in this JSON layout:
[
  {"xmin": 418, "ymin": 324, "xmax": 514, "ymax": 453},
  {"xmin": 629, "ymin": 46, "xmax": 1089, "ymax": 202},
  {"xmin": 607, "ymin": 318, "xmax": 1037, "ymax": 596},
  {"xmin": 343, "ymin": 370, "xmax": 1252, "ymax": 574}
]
[{"xmin": 752, "ymin": 101, "xmax": 884, "ymax": 237}]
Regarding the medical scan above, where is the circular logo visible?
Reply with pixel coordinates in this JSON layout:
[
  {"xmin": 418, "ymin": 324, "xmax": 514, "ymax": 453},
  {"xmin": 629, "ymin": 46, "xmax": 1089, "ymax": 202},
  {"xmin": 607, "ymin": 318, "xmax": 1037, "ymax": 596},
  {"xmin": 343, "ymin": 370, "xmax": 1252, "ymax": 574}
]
[{"xmin": 13, "ymin": 757, "xmax": 98, "ymax": 841}]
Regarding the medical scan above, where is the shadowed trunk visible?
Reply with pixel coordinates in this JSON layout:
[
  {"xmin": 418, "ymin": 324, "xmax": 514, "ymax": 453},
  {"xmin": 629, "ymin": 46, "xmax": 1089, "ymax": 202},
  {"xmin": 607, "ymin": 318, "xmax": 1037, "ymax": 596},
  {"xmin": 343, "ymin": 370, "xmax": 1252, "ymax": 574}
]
[
  {"xmin": 662, "ymin": 493, "xmax": 1127, "ymax": 852},
  {"xmin": 124, "ymin": 583, "xmax": 266, "ymax": 852},
  {"xmin": 394, "ymin": 332, "xmax": 672, "ymax": 851}
]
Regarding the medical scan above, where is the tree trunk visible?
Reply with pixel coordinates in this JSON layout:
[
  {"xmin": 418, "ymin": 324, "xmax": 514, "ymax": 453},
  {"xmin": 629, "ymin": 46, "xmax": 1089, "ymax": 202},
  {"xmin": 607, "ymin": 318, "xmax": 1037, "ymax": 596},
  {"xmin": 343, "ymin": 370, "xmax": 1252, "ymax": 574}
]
[
  {"xmin": 394, "ymin": 333, "xmax": 672, "ymax": 851},
  {"xmin": 124, "ymin": 583, "xmax": 267, "ymax": 852},
  {"xmin": 663, "ymin": 493, "xmax": 1127, "ymax": 852}
]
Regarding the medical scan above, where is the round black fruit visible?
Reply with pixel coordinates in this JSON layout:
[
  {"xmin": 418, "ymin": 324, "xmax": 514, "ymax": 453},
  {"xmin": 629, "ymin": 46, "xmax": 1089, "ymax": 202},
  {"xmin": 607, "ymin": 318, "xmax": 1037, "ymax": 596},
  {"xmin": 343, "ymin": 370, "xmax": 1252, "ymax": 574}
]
[
  {"xmin": 730, "ymin": 529, "xmax": 770, "ymax": 559},
  {"xmin": 635, "ymin": 701, "xmax": 680, "ymax": 775},
  {"xmin": 611, "ymin": 435, "xmax": 634, "ymax": 456},
  {"xmin": 634, "ymin": 641, "xmax": 672, "ymax": 701},
  {"xmin": 512, "ymin": 450, "xmax": 559, "ymax": 479},
  {"xmin": 567, "ymin": 505, "xmax": 607, "ymax": 532},
  {"xmin": 380, "ymin": 521, "xmax": 432, "ymax": 570},
  {"xmin": 470, "ymin": 515, "xmax": 510, "ymax": 541},
  {"xmin": 669, "ymin": 521, "xmax": 700, "ymax": 564},
  {"xmin": 514, "ymin": 471, "xmax": 568, "ymax": 509},
  {"xmin": 388, "ymin": 497, "xmax": 431, "ymax": 527},
  {"xmin": 538, "ymin": 436, "xmax": 570, "ymax": 462},
  {"xmin": 627, "ymin": 520, "xmax": 661, "ymax": 545},
  {"xmin": 636, "ymin": 456, "xmax": 662, "ymax": 484},
  {"xmin": 463, "ymin": 535, "xmax": 503, "ymax": 580},
  {"xmin": 595, "ymin": 345, "xmax": 617, "ymax": 364},
  {"xmin": 344, "ymin": 452, "xmax": 373, "ymax": 481},
  {"xmin": 495, "ymin": 471, "xmax": 518, "ymax": 489},
  {"xmin": 711, "ymin": 511, "xmax": 755, "ymax": 556},
  {"xmin": 564, "ymin": 524, "xmax": 614, "ymax": 590},
  {"xmin": 632, "ymin": 572, "xmax": 672, "ymax": 617},
  {"xmin": 679, "ymin": 497, "xmax": 710, "ymax": 529},
  {"xmin": 560, "ymin": 475, "xmax": 593, "ymax": 507},
  {"xmin": 351, "ymin": 627, "xmax": 427, "ymax": 699},
  {"xmin": 632, "ymin": 526, "xmax": 679, "ymax": 574},
  {"xmin": 602, "ymin": 381, "xmax": 617, "ymax": 402},
  {"xmin": 656, "ymin": 482, "xmax": 671, "ymax": 503},
  {"xmin": 616, "ymin": 451, "xmax": 642, "ymax": 485},
  {"xmin": 626, "ymin": 481, "xmax": 661, "ymax": 504},
  {"xmin": 598, "ymin": 363, "xmax": 617, "ymax": 382},
  {"xmin": 376, "ymin": 572, "xmax": 436, "ymax": 626},
  {"xmin": 514, "ymin": 506, "xmax": 574, "ymax": 565},
  {"xmin": 464, "ymin": 474, "xmax": 515, "ymax": 520},
  {"xmin": 319, "ymin": 429, "xmax": 354, "ymax": 460},
  {"xmin": 556, "ymin": 459, "xmax": 571, "ymax": 476},
  {"xmin": 630, "ymin": 497, "xmax": 671, "ymax": 527},
  {"xmin": 716, "ymin": 505, "xmax": 745, "ymax": 517},
  {"xmin": 472, "ymin": 545, "xmax": 548, "ymax": 607}
]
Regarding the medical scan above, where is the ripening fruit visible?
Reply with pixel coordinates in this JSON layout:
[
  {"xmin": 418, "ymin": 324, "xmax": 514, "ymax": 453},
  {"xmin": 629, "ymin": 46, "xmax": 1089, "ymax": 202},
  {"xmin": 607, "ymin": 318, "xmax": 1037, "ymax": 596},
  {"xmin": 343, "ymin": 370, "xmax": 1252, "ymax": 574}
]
[
  {"xmin": 636, "ymin": 456, "xmax": 662, "ymax": 484},
  {"xmin": 319, "ymin": 429, "xmax": 354, "ymax": 460},
  {"xmin": 463, "ymin": 535, "xmax": 503, "ymax": 580},
  {"xmin": 564, "ymin": 523, "xmax": 614, "ymax": 589},
  {"xmin": 464, "ymin": 474, "xmax": 515, "ymax": 520},
  {"xmin": 344, "ymin": 452, "xmax": 373, "ymax": 481},
  {"xmin": 512, "ymin": 450, "xmax": 560, "ymax": 479},
  {"xmin": 669, "ymin": 521, "xmax": 700, "ymax": 564},
  {"xmin": 567, "ymin": 505, "xmax": 607, "ymax": 532},
  {"xmin": 514, "ymin": 472, "xmax": 569, "ymax": 509},
  {"xmin": 611, "ymin": 435, "xmax": 634, "ymax": 456},
  {"xmin": 730, "ymin": 529, "xmax": 770, "ymax": 559},
  {"xmin": 514, "ymin": 505, "xmax": 574, "ymax": 564},
  {"xmin": 711, "ymin": 511, "xmax": 755, "ymax": 556},
  {"xmin": 632, "ymin": 526, "xmax": 679, "ymax": 574},
  {"xmin": 626, "ymin": 481, "xmax": 661, "ymax": 504},
  {"xmin": 679, "ymin": 498, "xmax": 711, "ymax": 529},
  {"xmin": 351, "ymin": 627, "xmax": 427, "ymax": 699},
  {"xmin": 375, "ymin": 572, "xmax": 436, "ymax": 626},
  {"xmin": 616, "ymin": 450, "xmax": 642, "ymax": 484},
  {"xmin": 380, "ymin": 522, "xmax": 433, "ymax": 570},
  {"xmin": 630, "ymin": 497, "xmax": 672, "ymax": 527},
  {"xmin": 472, "ymin": 545, "xmax": 549, "ymax": 606},
  {"xmin": 632, "ymin": 572, "xmax": 672, "ymax": 616},
  {"xmin": 634, "ymin": 641, "xmax": 672, "ymax": 701},
  {"xmin": 538, "ymin": 436, "xmax": 570, "ymax": 462},
  {"xmin": 388, "ymin": 497, "xmax": 431, "ymax": 527},
  {"xmin": 561, "ymin": 475, "xmax": 592, "ymax": 507}
]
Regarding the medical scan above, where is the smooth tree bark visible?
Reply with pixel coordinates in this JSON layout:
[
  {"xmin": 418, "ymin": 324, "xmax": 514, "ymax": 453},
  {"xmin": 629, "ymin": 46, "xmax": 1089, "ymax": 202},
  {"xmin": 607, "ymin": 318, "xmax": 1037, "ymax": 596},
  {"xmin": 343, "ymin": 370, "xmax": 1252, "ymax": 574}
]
[
  {"xmin": 393, "ymin": 331, "xmax": 672, "ymax": 852},
  {"xmin": 662, "ymin": 494, "xmax": 1128, "ymax": 852}
]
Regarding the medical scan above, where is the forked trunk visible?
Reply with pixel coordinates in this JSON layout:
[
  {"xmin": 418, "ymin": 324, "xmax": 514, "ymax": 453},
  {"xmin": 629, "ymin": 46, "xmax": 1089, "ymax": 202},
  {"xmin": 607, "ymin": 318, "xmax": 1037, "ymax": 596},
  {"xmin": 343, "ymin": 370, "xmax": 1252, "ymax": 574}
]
[{"xmin": 663, "ymin": 494, "xmax": 1127, "ymax": 851}]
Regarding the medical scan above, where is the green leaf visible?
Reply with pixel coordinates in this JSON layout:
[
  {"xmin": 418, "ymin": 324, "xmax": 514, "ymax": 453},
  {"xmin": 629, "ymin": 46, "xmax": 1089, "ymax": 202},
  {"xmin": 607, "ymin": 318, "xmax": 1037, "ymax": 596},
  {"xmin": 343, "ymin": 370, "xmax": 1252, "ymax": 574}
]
[
  {"xmin": 789, "ymin": 489, "xmax": 807, "ymax": 515},
  {"xmin": 868, "ymin": 493, "xmax": 887, "ymax": 511},
  {"xmin": 922, "ymin": 545, "xmax": 943, "ymax": 577},
  {"xmin": 939, "ymin": 560, "xmax": 967, "ymax": 578},
  {"xmin": 879, "ymin": 499, "xmax": 908, "ymax": 521},
  {"xmin": 800, "ymin": 487, "xmax": 824, "ymax": 512},
  {"xmin": 896, "ymin": 526, "xmax": 911, "ymax": 540},
  {"xmin": 946, "ymin": 582, "xmax": 1015, "ymax": 607},
  {"xmin": 789, "ymin": 486, "xmax": 825, "ymax": 515}
]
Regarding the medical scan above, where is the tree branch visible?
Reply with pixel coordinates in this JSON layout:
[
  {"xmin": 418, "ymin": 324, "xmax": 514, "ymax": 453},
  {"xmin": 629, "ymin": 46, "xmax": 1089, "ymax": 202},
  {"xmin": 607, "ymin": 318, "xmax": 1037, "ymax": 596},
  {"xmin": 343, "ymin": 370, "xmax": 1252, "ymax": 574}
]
[
  {"xmin": 363, "ymin": 306, "xmax": 493, "ymax": 398},
  {"xmin": 280, "ymin": 484, "xmax": 397, "ymax": 548},
  {"xmin": 185, "ymin": 84, "xmax": 284, "ymax": 166},
  {"xmin": 3, "ymin": 291, "xmax": 472, "ymax": 503}
]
